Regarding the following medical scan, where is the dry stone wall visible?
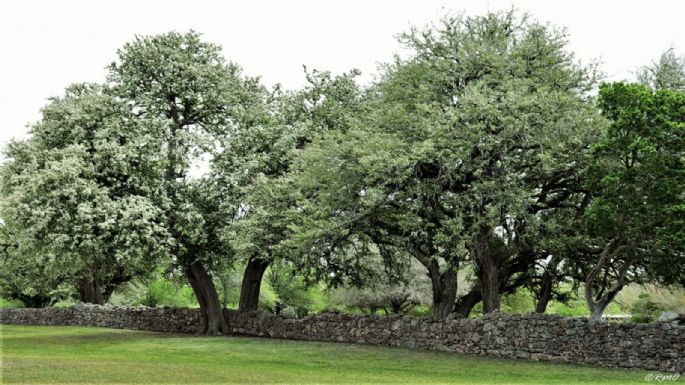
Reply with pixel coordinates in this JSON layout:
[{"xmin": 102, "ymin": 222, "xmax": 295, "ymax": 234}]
[{"xmin": 1, "ymin": 305, "xmax": 683, "ymax": 372}]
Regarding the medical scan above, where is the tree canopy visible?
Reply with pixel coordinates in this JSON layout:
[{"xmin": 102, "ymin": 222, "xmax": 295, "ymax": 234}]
[
  {"xmin": 0, "ymin": 84, "xmax": 170, "ymax": 304},
  {"xmin": 1, "ymin": 11, "xmax": 683, "ymax": 326}
]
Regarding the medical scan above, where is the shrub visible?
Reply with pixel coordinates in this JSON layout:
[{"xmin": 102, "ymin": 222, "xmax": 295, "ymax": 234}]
[{"xmin": 629, "ymin": 293, "xmax": 665, "ymax": 323}]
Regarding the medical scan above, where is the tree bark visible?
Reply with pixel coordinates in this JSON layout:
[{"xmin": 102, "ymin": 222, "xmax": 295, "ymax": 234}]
[
  {"xmin": 77, "ymin": 278, "xmax": 107, "ymax": 305},
  {"xmin": 535, "ymin": 278, "xmax": 553, "ymax": 314},
  {"xmin": 184, "ymin": 260, "xmax": 229, "ymax": 335},
  {"xmin": 77, "ymin": 266, "xmax": 130, "ymax": 305},
  {"xmin": 474, "ymin": 227, "xmax": 502, "ymax": 314},
  {"xmin": 427, "ymin": 260, "xmax": 459, "ymax": 318},
  {"xmin": 238, "ymin": 258, "xmax": 270, "ymax": 311},
  {"xmin": 588, "ymin": 301, "xmax": 610, "ymax": 322},
  {"xmin": 477, "ymin": 254, "xmax": 500, "ymax": 314},
  {"xmin": 454, "ymin": 287, "xmax": 482, "ymax": 317},
  {"xmin": 535, "ymin": 255, "xmax": 559, "ymax": 314}
]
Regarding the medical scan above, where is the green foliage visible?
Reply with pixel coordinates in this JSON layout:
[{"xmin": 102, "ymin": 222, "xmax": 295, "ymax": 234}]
[
  {"xmin": 264, "ymin": 263, "xmax": 330, "ymax": 317},
  {"xmin": 629, "ymin": 293, "xmax": 665, "ymax": 323},
  {"xmin": 103, "ymin": 31, "xmax": 271, "ymax": 333},
  {"xmin": 219, "ymin": 69, "xmax": 370, "ymax": 289},
  {"xmin": 106, "ymin": 31, "xmax": 267, "ymax": 269},
  {"xmin": 547, "ymin": 301, "xmax": 590, "ymax": 317},
  {"xmin": 285, "ymin": 10, "xmax": 603, "ymax": 316},
  {"xmin": 499, "ymin": 289, "xmax": 536, "ymax": 314},
  {"xmin": 0, "ymin": 84, "xmax": 171, "ymax": 303},
  {"xmin": 331, "ymin": 259, "xmax": 432, "ymax": 314},
  {"xmin": 585, "ymin": 82, "xmax": 685, "ymax": 287},
  {"xmin": 0, "ymin": 296, "xmax": 24, "ymax": 308},
  {"xmin": 135, "ymin": 277, "xmax": 197, "ymax": 308},
  {"xmin": 616, "ymin": 284, "xmax": 685, "ymax": 314},
  {"xmin": 2, "ymin": 14, "xmax": 685, "ymax": 322}
]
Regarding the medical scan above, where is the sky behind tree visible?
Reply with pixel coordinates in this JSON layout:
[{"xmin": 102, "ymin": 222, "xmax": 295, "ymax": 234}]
[{"xmin": 1, "ymin": 0, "xmax": 683, "ymax": 149}]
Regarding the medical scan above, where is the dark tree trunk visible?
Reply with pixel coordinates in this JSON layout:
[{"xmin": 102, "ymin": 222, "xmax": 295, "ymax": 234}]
[
  {"xmin": 474, "ymin": 228, "xmax": 501, "ymax": 314},
  {"xmin": 104, "ymin": 266, "xmax": 131, "ymax": 304},
  {"xmin": 184, "ymin": 260, "xmax": 229, "ymax": 335},
  {"xmin": 427, "ymin": 260, "xmax": 458, "ymax": 319},
  {"xmin": 77, "ymin": 267, "xmax": 130, "ymax": 305},
  {"xmin": 77, "ymin": 278, "xmax": 107, "ymax": 305},
  {"xmin": 17, "ymin": 294, "xmax": 53, "ymax": 308},
  {"xmin": 478, "ymin": 255, "xmax": 500, "ymax": 314},
  {"xmin": 535, "ymin": 270, "xmax": 555, "ymax": 314},
  {"xmin": 535, "ymin": 255, "xmax": 559, "ymax": 314},
  {"xmin": 535, "ymin": 279, "xmax": 553, "ymax": 314},
  {"xmin": 454, "ymin": 287, "xmax": 482, "ymax": 317},
  {"xmin": 238, "ymin": 258, "xmax": 270, "ymax": 312},
  {"xmin": 389, "ymin": 293, "xmax": 413, "ymax": 314},
  {"xmin": 102, "ymin": 285, "xmax": 116, "ymax": 304}
]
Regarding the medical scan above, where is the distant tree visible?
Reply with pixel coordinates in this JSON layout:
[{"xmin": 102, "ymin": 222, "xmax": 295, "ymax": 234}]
[
  {"xmin": 0, "ymin": 84, "xmax": 170, "ymax": 305},
  {"xmin": 583, "ymin": 82, "xmax": 685, "ymax": 321},
  {"xmin": 107, "ymin": 31, "xmax": 269, "ymax": 334},
  {"xmin": 333, "ymin": 259, "xmax": 432, "ymax": 315},
  {"xmin": 637, "ymin": 49, "xmax": 685, "ymax": 91}
]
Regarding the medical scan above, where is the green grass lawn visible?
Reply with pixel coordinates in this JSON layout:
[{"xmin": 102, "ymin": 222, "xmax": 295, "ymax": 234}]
[{"xmin": 0, "ymin": 325, "xmax": 666, "ymax": 384}]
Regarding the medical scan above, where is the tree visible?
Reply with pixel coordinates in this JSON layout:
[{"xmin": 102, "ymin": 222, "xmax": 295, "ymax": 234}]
[
  {"xmin": 0, "ymin": 84, "xmax": 170, "ymax": 305},
  {"xmin": 218, "ymin": 69, "xmax": 369, "ymax": 311},
  {"xmin": 332, "ymin": 258, "xmax": 432, "ymax": 315},
  {"xmin": 637, "ymin": 49, "xmax": 685, "ymax": 91},
  {"xmin": 287, "ymin": 11, "xmax": 602, "ymax": 317},
  {"xmin": 583, "ymin": 82, "xmax": 685, "ymax": 321},
  {"xmin": 107, "ymin": 31, "xmax": 268, "ymax": 334}
]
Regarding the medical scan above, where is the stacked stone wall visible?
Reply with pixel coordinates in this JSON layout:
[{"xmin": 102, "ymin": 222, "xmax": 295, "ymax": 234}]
[{"xmin": 2, "ymin": 305, "xmax": 682, "ymax": 372}]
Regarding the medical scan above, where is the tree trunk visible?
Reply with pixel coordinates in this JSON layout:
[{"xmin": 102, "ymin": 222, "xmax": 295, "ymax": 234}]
[
  {"xmin": 474, "ymin": 227, "xmax": 501, "ymax": 314},
  {"xmin": 77, "ymin": 278, "xmax": 107, "ymax": 305},
  {"xmin": 535, "ymin": 279, "xmax": 553, "ymax": 314},
  {"xmin": 427, "ymin": 260, "xmax": 458, "ymax": 319},
  {"xmin": 535, "ymin": 255, "xmax": 559, "ymax": 314},
  {"xmin": 454, "ymin": 287, "xmax": 482, "ymax": 317},
  {"xmin": 238, "ymin": 258, "xmax": 270, "ymax": 312},
  {"xmin": 588, "ymin": 301, "xmax": 609, "ymax": 322},
  {"xmin": 478, "ymin": 255, "xmax": 500, "ymax": 314},
  {"xmin": 102, "ymin": 266, "xmax": 131, "ymax": 304},
  {"xmin": 184, "ymin": 260, "xmax": 229, "ymax": 335}
]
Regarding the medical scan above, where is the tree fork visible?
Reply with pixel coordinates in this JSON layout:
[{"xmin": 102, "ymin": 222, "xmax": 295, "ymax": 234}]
[{"xmin": 427, "ymin": 261, "xmax": 459, "ymax": 319}]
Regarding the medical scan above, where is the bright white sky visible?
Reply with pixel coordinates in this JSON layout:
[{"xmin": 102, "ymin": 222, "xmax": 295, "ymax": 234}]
[{"xmin": 1, "ymin": 0, "xmax": 684, "ymax": 150}]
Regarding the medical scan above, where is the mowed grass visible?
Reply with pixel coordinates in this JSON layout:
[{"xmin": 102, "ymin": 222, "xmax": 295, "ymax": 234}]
[{"xmin": 0, "ymin": 325, "xmax": 662, "ymax": 384}]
